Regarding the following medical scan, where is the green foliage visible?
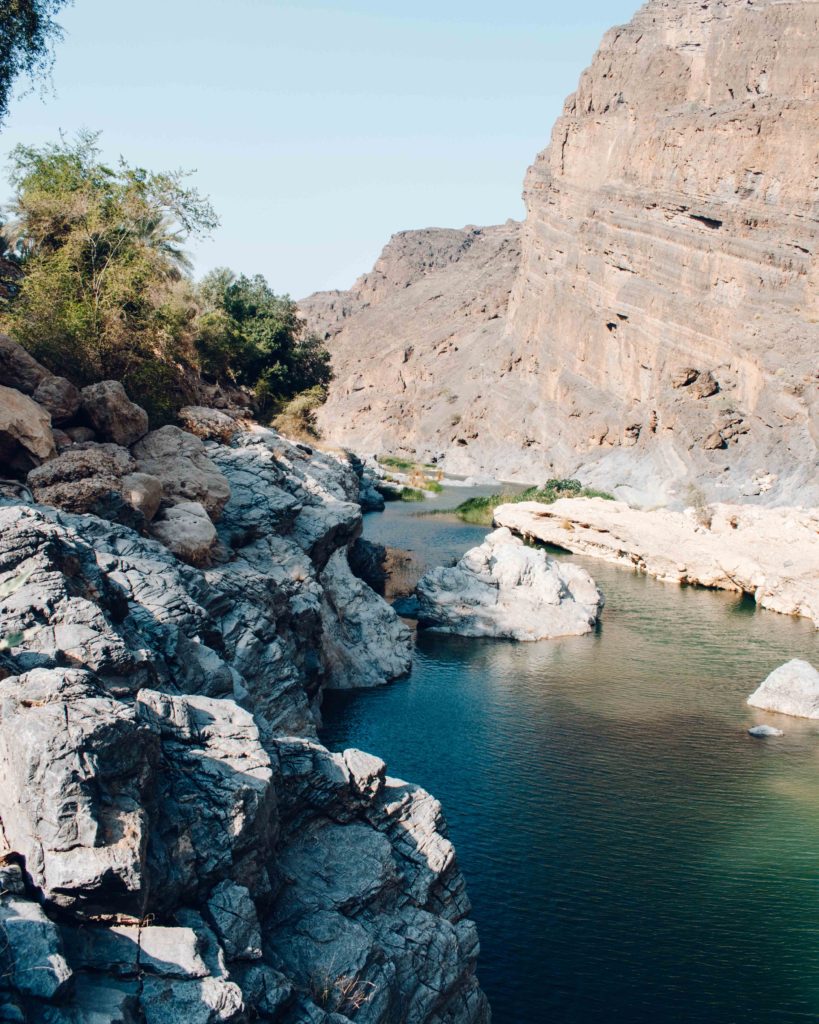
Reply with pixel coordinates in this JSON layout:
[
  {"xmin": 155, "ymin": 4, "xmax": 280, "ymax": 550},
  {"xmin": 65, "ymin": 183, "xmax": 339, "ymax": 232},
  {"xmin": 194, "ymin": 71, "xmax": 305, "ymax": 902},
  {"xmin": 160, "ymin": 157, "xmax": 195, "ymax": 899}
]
[
  {"xmin": 1, "ymin": 131, "xmax": 216, "ymax": 420},
  {"xmin": 0, "ymin": 1, "xmax": 72, "ymax": 125},
  {"xmin": 272, "ymin": 384, "xmax": 328, "ymax": 441},
  {"xmin": 399, "ymin": 487, "xmax": 426, "ymax": 503},
  {"xmin": 195, "ymin": 268, "xmax": 331, "ymax": 420},
  {"xmin": 451, "ymin": 479, "xmax": 614, "ymax": 525}
]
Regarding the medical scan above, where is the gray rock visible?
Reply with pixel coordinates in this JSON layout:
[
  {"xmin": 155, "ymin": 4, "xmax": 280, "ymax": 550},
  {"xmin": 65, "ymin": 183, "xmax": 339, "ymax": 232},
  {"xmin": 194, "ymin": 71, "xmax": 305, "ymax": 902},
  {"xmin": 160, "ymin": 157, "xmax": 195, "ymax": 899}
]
[
  {"xmin": 748, "ymin": 724, "xmax": 784, "ymax": 738},
  {"xmin": 133, "ymin": 426, "xmax": 230, "ymax": 520},
  {"xmin": 0, "ymin": 896, "xmax": 72, "ymax": 999},
  {"xmin": 121, "ymin": 472, "xmax": 163, "ymax": 522},
  {"xmin": 747, "ymin": 659, "xmax": 819, "ymax": 719},
  {"xmin": 80, "ymin": 381, "xmax": 148, "ymax": 447},
  {"xmin": 205, "ymin": 881, "xmax": 262, "ymax": 962},
  {"xmin": 149, "ymin": 501, "xmax": 218, "ymax": 566}
]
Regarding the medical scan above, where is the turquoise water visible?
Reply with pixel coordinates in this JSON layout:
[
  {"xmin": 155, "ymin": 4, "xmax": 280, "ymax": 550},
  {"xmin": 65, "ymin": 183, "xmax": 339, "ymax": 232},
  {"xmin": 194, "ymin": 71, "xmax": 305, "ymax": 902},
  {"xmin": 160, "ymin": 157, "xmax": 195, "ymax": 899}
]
[{"xmin": 321, "ymin": 489, "xmax": 819, "ymax": 1024}]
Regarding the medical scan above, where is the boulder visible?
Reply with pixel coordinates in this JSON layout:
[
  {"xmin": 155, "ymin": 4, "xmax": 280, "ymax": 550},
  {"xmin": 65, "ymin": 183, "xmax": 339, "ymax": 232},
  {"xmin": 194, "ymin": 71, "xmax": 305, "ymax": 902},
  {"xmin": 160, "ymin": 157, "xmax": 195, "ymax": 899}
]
[
  {"xmin": 80, "ymin": 381, "xmax": 149, "ymax": 446},
  {"xmin": 121, "ymin": 471, "xmax": 163, "ymax": 522},
  {"xmin": 748, "ymin": 724, "xmax": 784, "ymax": 738},
  {"xmin": 65, "ymin": 426, "xmax": 96, "ymax": 444},
  {"xmin": 0, "ymin": 384, "xmax": 56, "ymax": 473},
  {"xmin": 415, "ymin": 526, "xmax": 603, "ymax": 640},
  {"xmin": 178, "ymin": 406, "xmax": 239, "ymax": 444},
  {"xmin": 149, "ymin": 501, "xmax": 218, "ymax": 566},
  {"xmin": 747, "ymin": 659, "xmax": 819, "ymax": 719},
  {"xmin": 0, "ymin": 335, "xmax": 50, "ymax": 394},
  {"xmin": 133, "ymin": 426, "xmax": 230, "ymax": 520},
  {"xmin": 319, "ymin": 548, "xmax": 412, "ymax": 688},
  {"xmin": 26, "ymin": 443, "xmax": 143, "ymax": 528},
  {"xmin": 32, "ymin": 375, "xmax": 81, "ymax": 426}
]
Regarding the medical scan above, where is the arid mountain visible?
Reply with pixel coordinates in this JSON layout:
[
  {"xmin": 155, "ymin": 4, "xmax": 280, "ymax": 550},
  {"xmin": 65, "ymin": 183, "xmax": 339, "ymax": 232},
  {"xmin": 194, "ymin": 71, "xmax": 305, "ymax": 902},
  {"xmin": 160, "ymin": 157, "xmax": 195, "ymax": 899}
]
[{"xmin": 302, "ymin": 0, "xmax": 819, "ymax": 506}]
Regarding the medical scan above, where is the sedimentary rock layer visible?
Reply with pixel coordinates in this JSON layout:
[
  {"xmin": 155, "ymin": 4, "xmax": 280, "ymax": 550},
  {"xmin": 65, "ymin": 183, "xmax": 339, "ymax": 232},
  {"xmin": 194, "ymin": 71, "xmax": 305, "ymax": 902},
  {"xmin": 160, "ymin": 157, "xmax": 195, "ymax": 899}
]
[
  {"xmin": 303, "ymin": 0, "xmax": 819, "ymax": 507},
  {"xmin": 494, "ymin": 497, "xmax": 819, "ymax": 626}
]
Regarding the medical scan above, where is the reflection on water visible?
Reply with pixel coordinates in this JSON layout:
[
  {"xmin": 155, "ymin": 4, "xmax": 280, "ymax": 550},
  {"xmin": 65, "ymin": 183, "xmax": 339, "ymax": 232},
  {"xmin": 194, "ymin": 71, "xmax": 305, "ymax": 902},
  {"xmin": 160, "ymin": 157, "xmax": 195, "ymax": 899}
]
[{"xmin": 321, "ymin": 488, "xmax": 819, "ymax": 1024}]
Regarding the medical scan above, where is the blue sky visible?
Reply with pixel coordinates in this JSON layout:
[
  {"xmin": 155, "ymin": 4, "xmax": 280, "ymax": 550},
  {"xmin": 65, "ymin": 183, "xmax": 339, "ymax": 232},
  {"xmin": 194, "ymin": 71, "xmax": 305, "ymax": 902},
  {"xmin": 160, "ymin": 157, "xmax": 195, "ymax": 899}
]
[{"xmin": 1, "ymin": 0, "xmax": 639, "ymax": 297}]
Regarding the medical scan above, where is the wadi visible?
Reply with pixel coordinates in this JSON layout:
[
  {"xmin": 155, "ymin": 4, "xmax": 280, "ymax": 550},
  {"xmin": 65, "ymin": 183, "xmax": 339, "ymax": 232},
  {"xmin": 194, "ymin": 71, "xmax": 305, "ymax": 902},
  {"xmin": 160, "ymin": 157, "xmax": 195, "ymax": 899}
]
[{"xmin": 0, "ymin": 1, "xmax": 817, "ymax": 1023}]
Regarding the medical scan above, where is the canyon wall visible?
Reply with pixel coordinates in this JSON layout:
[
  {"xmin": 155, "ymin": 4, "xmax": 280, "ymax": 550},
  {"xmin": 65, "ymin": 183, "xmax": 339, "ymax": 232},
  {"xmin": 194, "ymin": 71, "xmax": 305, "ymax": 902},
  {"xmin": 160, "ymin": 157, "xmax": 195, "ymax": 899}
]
[{"xmin": 303, "ymin": 0, "xmax": 819, "ymax": 506}]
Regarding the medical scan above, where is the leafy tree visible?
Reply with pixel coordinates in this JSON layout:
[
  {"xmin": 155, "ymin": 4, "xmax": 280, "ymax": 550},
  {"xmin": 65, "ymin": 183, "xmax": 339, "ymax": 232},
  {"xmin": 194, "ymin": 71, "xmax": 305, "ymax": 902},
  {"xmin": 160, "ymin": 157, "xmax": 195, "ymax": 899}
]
[
  {"xmin": 195, "ymin": 269, "xmax": 331, "ymax": 420},
  {"xmin": 0, "ymin": 1, "xmax": 73, "ymax": 125},
  {"xmin": 1, "ymin": 130, "xmax": 218, "ymax": 419}
]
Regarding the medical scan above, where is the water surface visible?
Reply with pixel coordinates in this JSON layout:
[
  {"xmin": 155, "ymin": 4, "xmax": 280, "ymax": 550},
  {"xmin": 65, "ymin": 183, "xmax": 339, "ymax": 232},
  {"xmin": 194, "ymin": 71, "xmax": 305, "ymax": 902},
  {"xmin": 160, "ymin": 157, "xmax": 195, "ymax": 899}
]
[{"xmin": 322, "ymin": 488, "xmax": 819, "ymax": 1024}]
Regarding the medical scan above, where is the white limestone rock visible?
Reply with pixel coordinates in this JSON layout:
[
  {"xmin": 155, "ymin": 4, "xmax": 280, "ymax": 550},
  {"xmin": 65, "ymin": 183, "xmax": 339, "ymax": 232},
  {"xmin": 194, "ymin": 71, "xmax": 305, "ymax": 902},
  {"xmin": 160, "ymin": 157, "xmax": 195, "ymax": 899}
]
[
  {"xmin": 748, "ymin": 724, "xmax": 784, "ymax": 738},
  {"xmin": 747, "ymin": 660, "xmax": 819, "ymax": 719},
  {"xmin": 416, "ymin": 526, "xmax": 603, "ymax": 640}
]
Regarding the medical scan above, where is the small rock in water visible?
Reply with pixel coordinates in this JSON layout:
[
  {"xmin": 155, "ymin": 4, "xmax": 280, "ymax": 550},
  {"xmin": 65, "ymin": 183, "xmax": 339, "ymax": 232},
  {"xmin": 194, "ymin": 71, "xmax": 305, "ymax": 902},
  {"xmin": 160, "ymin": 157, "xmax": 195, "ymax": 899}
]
[{"xmin": 748, "ymin": 724, "xmax": 784, "ymax": 738}]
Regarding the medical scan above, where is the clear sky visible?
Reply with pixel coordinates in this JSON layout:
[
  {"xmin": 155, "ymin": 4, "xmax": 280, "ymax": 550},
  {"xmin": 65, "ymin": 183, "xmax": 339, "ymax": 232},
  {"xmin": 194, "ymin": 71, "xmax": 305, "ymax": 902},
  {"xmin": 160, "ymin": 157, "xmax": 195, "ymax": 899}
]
[{"xmin": 1, "ymin": 0, "xmax": 640, "ymax": 298}]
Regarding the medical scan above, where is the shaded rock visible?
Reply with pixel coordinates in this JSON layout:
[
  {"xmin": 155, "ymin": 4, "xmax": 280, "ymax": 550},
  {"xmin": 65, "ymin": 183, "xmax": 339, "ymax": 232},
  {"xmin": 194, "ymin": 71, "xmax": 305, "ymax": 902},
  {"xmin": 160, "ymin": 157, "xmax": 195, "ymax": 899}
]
[
  {"xmin": 64, "ymin": 426, "xmax": 95, "ymax": 444},
  {"xmin": 0, "ymin": 385, "xmax": 55, "ymax": 474},
  {"xmin": 748, "ymin": 724, "xmax": 784, "ymax": 738},
  {"xmin": 671, "ymin": 367, "xmax": 699, "ymax": 389},
  {"xmin": 319, "ymin": 549, "xmax": 412, "ymax": 688},
  {"xmin": 292, "ymin": 504, "xmax": 361, "ymax": 571},
  {"xmin": 205, "ymin": 881, "xmax": 262, "ymax": 962},
  {"xmin": 0, "ymin": 336, "xmax": 49, "ymax": 395},
  {"xmin": 32, "ymin": 376, "xmax": 81, "ymax": 426},
  {"xmin": 64, "ymin": 924, "xmax": 208, "ymax": 979},
  {"xmin": 26, "ymin": 444, "xmax": 142, "ymax": 528},
  {"xmin": 747, "ymin": 659, "xmax": 819, "ymax": 719},
  {"xmin": 347, "ymin": 538, "xmax": 388, "ymax": 595},
  {"xmin": 416, "ymin": 526, "xmax": 603, "ymax": 640},
  {"xmin": 0, "ymin": 896, "xmax": 72, "ymax": 999},
  {"xmin": 179, "ymin": 407, "xmax": 239, "ymax": 444},
  {"xmin": 80, "ymin": 382, "xmax": 148, "ymax": 447},
  {"xmin": 149, "ymin": 501, "xmax": 218, "ymax": 566},
  {"xmin": 133, "ymin": 426, "xmax": 230, "ymax": 520}
]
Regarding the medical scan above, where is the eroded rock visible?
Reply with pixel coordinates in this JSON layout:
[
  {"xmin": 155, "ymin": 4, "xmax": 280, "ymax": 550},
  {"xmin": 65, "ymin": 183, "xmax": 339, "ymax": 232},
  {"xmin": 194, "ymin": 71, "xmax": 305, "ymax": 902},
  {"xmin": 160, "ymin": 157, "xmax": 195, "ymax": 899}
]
[{"xmin": 80, "ymin": 382, "xmax": 148, "ymax": 447}]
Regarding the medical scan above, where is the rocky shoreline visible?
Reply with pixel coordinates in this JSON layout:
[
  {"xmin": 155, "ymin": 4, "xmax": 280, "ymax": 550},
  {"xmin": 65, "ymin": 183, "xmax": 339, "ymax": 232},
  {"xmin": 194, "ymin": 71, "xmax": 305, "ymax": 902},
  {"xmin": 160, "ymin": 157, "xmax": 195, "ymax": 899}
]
[
  {"xmin": 494, "ymin": 498, "xmax": 819, "ymax": 628},
  {"xmin": 0, "ymin": 338, "xmax": 490, "ymax": 1024}
]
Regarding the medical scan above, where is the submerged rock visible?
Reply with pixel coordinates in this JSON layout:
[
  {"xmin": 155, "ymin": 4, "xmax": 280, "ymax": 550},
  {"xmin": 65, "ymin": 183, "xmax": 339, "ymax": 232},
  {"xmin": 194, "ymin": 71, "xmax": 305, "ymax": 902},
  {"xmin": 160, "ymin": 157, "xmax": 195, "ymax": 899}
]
[
  {"xmin": 416, "ymin": 526, "xmax": 603, "ymax": 640},
  {"xmin": 747, "ymin": 660, "xmax": 819, "ymax": 719},
  {"xmin": 748, "ymin": 724, "xmax": 784, "ymax": 738}
]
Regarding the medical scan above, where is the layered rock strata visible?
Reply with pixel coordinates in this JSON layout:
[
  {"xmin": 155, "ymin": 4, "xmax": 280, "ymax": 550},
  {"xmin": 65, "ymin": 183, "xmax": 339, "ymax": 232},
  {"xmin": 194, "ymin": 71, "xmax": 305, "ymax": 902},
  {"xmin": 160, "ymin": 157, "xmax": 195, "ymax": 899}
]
[
  {"xmin": 494, "ymin": 497, "xmax": 819, "ymax": 626},
  {"xmin": 415, "ymin": 526, "xmax": 603, "ymax": 641},
  {"xmin": 303, "ymin": 0, "xmax": 819, "ymax": 507},
  {"xmin": 0, "ymin": 344, "xmax": 488, "ymax": 1023}
]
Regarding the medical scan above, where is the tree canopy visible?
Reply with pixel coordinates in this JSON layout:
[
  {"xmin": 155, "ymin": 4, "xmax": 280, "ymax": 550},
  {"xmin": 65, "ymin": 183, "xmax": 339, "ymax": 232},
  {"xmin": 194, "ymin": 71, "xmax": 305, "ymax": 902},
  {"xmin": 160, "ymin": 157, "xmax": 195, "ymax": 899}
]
[{"xmin": 0, "ymin": 0, "xmax": 73, "ymax": 125}]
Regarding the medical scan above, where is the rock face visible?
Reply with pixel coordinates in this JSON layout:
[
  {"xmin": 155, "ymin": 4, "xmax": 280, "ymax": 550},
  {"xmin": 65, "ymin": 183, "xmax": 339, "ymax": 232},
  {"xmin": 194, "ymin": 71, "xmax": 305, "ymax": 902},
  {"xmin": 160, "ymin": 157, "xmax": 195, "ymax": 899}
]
[
  {"xmin": 0, "ymin": 412, "xmax": 488, "ymax": 1023},
  {"xmin": 416, "ymin": 526, "xmax": 603, "ymax": 640},
  {"xmin": 747, "ymin": 659, "xmax": 819, "ymax": 718},
  {"xmin": 494, "ymin": 498, "xmax": 819, "ymax": 627},
  {"xmin": 303, "ymin": 0, "xmax": 819, "ymax": 507}
]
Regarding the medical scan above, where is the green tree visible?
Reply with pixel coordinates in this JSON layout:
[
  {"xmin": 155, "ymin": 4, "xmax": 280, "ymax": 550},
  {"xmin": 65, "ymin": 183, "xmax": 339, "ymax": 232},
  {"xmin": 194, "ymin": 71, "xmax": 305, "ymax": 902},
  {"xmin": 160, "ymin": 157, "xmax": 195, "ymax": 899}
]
[
  {"xmin": 0, "ymin": 1, "xmax": 73, "ymax": 125},
  {"xmin": 195, "ymin": 268, "xmax": 331, "ymax": 420},
  {"xmin": 1, "ymin": 130, "xmax": 218, "ymax": 419}
]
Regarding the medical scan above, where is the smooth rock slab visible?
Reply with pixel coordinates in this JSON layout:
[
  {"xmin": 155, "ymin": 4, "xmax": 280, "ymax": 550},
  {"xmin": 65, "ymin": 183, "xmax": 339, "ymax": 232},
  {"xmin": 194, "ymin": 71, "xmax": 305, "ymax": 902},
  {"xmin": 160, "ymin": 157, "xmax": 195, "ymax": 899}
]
[
  {"xmin": 416, "ymin": 526, "xmax": 603, "ymax": 640},
  {"xmin": 747, "ymin": 660, "xmax": 819, "ymax": 719}
]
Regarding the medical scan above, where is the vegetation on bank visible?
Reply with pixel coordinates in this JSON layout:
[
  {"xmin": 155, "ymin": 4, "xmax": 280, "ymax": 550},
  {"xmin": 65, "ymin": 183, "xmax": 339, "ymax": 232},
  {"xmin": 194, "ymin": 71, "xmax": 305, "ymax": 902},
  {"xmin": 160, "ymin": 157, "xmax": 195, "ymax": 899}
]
[
  {"xmin": 376, "ymin": 455, "xmax": 444, "ymax": 500},
  {"xmin": 450, "ymin": 479, "xmax": 614, "ymax": 525},
  {"xmin": 0, "ymin": 131, "xmax": 331, "ymax": 425}
]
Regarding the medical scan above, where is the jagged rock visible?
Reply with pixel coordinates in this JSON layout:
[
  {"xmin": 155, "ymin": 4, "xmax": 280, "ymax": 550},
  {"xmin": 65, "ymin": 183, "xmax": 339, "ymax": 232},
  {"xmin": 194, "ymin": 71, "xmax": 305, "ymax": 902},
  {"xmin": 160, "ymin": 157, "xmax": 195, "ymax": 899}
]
[
  {"xmin": 671, "ymin": 367, "xmax": 699, "ymax": 389},
  {"xmin": 179, "ymin": 407, "xmax": 239, "ymax": 444},
  {"xmin": 80, "ymin": 382, "xmax": 148, "ymax": 447},
  {"xmin": 495, "ymin": 499, "xmax": 819, "ymax": 627},
  {"xmin": 0, "ymin": 668, "xmax": 157, "ymax": 917},
  {"xmin": 0, "ymin": 336, "xmax": 50, "ymax": 395},
  {"xmin": 416, "ymin": 526, "xmax": 603, "ymax": 640},
  {"xmin": 747, "ymin": 660, "xmax": 819, "ymax": 719},
  {"xmin": 132, "ymin": 426, "xmax": 230, "ymax": 520},
  {"xmin": 347, "ymin": 538, "xmax": 388, "ymax": 595},
  {"xmin": 319, "ymin": 549, "xmax": 412, "ymax": 688},
  {"xmin": 293, "ymin": 505, "xmax": 361, "ymax": 570},
  {"xmin": 0, "ymin": 896, "xmax": 72, "ymax": 999},
  {"xmin": 26, "ymin": 444, "xmax": 143, "ymax": 528},
  {"xmin": 32, "ymin": 376, "xmax": 81, "ymax": 426},
  {"xmin": 0, "ymin": 385, "xmax": 55, "ymax": 473},
  {"xmin": 689, "ymin": 371, "xmax": 719, "ymax": 400},
  {"xmin": 209, "ymin": 441, "xmax": 301, "ymax": 546},
  {"xmin": 205, "ymin": 881, "xmax": 263, "ymax": 962},
  {"xmin": 149, "ymin": 501, "xmax": 218, "ymax": 566}
]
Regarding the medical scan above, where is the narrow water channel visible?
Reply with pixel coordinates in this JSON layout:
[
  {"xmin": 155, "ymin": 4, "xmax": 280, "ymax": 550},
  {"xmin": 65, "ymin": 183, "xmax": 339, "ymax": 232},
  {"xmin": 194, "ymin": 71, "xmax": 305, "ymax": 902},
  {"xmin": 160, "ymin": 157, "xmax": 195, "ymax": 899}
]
[{"xmin": 321, "ymin": 487, "xmax": 819, "ymax": 1024}]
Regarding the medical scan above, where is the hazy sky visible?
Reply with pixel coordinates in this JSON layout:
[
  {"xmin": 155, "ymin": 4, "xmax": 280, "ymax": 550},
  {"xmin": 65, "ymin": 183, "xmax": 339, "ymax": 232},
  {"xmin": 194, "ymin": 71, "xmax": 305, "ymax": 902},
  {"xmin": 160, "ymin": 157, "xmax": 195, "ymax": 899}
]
[{"xmin": 1, "ymin": 0, "xmax": 639, "ymax": 298}]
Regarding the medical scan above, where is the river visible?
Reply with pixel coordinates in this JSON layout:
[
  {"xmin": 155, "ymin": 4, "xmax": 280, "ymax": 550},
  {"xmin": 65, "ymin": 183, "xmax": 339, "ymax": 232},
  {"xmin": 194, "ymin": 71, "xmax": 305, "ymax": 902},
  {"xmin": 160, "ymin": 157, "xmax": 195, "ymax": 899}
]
[{"xmin": 321, "ymin": 486, "xmax": 819, "ymax": 1024}]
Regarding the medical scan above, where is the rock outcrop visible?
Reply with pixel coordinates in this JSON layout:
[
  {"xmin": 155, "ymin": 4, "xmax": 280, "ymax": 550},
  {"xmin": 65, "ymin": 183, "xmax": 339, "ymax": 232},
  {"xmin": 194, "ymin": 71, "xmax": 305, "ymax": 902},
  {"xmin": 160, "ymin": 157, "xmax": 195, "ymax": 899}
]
[
  {"xmin": 747, "ymin": 659, "xmax": 819, "ymax": 718},
  {"xmin": 302, "ymin": 0, "xmax": 819, "ymax": 507},
  {"xmin": 494, "ymin": 498, "xmax": 819, "ymax": 627},
  {"xmin": 415, "ymin": 526, "xmax": 603, "ymax": 640},
  {"xmin": 0, "ymin": 346, "xmax": 486, "ymax": 1022}
]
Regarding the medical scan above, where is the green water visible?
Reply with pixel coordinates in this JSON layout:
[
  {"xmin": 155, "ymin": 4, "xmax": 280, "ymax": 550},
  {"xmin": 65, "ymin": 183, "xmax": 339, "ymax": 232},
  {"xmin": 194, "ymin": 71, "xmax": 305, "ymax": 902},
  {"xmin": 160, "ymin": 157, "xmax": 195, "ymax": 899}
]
[{"xmin": 322, "ymin": 489, "xmax": 819, "ymax": 1023}]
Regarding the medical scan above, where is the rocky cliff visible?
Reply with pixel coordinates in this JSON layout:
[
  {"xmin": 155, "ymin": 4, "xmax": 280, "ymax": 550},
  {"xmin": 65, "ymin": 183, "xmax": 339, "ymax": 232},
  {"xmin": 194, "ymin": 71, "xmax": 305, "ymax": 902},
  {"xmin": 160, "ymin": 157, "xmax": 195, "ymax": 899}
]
[
  {"xmin": 302, "ymin": 0, "xmax": 819, "ymax": 506},
  {"xmin": 0, "ymin": 338, "xmax": 489, "ymax": 1023}
]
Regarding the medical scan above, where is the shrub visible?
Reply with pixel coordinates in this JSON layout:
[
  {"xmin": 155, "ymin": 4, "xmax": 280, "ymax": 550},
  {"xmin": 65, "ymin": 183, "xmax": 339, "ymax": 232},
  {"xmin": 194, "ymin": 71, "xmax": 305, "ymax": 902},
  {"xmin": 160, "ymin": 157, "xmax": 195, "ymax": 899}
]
[
  {"xmin": 449, "ymin": 479, "xmax": 614, "ymax": 525},
  {"xmin": 271, "ymin": 384, "xmax": 327, "ymax": 441}
]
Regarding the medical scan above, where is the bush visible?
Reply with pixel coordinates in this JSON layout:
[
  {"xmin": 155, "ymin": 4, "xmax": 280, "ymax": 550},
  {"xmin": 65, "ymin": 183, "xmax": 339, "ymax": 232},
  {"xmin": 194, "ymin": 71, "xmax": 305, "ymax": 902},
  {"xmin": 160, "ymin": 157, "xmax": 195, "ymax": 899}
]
[
  {"xmin": 450, "ymin": 479, "xmax": 613, "ymax": 525},
  {"xmin": 271, "ymin": 384, "xmax": 328, "ymax": 442}
]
